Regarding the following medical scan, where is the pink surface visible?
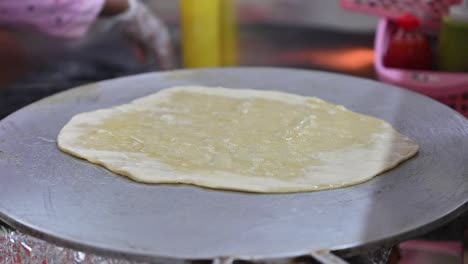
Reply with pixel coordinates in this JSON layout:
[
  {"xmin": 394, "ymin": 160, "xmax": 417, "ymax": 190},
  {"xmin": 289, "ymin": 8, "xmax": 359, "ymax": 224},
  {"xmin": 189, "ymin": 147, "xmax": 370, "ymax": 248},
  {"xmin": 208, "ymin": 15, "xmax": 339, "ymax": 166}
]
[
  {"xmin": 399, "ymin": 241, "xmax": 462, "ymax": 264},
  {"xmin": 0, "ymin": 0, "xmax": 105, "ymax": 38}
]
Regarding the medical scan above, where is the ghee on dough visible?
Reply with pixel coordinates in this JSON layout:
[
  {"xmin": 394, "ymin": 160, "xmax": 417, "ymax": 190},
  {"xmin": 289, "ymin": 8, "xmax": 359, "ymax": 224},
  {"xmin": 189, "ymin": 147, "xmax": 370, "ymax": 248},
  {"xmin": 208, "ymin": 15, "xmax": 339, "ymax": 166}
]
[{"xmin": 57, "ymin": 86, "xmax": 419, "ymax": 193}]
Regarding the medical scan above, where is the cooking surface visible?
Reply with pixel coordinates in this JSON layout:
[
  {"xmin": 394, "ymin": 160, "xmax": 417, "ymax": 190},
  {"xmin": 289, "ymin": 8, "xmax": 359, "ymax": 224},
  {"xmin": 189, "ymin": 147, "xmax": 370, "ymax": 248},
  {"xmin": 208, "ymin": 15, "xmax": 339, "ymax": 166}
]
[{"xmin": 0, "ymin": 68, "xmax": 467, "ymax": 261}]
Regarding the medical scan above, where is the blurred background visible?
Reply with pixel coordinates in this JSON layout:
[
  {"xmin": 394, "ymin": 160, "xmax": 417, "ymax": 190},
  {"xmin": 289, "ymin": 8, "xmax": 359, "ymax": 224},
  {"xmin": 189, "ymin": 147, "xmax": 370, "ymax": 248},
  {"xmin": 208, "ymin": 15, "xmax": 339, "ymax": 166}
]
[{"xmin": 0, "ymin": 0, "xmax": 379, "ymax": 118}]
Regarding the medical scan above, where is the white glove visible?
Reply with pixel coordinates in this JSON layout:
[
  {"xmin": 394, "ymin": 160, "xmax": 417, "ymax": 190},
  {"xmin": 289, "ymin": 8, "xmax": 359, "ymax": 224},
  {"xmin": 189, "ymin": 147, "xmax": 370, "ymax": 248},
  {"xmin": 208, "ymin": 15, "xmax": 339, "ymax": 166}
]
[{"xmin": 95, "ymin": 0, "xmax": 174, "ymax": 69}]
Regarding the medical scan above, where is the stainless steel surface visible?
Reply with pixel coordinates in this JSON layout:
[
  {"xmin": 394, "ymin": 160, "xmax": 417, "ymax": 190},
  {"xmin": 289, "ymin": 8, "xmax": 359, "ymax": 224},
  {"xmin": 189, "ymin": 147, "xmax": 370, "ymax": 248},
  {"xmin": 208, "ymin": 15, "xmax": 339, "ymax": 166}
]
[
  {"xmin": 310, "ymin": 251, "xmax": 350, "ymax": 264},
  {"xmin": 0, "ymin": 68, "xmax": 467, "ymax": 262}
]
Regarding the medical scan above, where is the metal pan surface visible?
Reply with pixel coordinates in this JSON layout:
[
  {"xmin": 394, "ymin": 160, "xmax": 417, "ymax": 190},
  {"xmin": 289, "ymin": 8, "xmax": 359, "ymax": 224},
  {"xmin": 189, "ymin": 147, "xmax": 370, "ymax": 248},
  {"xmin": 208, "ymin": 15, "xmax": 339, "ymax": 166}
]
[{"xmin": 0, "ymin": 68, "xmax": 467, "ymax": 262}]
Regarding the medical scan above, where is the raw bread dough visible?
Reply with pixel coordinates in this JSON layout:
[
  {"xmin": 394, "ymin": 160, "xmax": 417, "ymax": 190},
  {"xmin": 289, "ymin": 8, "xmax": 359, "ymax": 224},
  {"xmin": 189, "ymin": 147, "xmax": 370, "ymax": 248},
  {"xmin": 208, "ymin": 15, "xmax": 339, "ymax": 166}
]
[{"xmin": 58, "ymin": 86, "xmax": 419, "ymax": 193}]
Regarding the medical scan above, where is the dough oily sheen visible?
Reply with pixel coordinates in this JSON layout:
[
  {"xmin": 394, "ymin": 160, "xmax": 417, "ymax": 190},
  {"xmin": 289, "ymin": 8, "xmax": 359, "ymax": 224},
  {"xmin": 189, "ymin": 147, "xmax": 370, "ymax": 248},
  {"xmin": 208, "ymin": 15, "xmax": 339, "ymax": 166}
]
[{"xmin": 58, "ymin": 86, "xmax": 419, "ymax": 193}]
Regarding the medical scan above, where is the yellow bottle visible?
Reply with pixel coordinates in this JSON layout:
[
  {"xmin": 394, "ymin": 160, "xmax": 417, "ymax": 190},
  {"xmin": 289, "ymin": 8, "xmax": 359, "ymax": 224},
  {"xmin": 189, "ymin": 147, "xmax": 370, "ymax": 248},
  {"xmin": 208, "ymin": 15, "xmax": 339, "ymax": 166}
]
[{"xmin": 181, "ymin": 0, "xmax": 237, "ymax": 68}]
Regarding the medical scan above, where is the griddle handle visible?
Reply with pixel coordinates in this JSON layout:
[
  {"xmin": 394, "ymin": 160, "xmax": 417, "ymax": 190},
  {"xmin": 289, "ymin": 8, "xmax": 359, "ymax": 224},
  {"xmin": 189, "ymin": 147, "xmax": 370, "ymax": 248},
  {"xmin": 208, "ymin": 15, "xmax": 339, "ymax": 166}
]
[
  {"xmin": 209, "ymin": 252, "xmax": 350, "ymax": 264},
  {"xmin": 310, "ymin": 250, "xmax": 350, "ymax": 264},
  {"xmin": 212, "ymin": 257, "xmax": 234, "ymax": 264}
]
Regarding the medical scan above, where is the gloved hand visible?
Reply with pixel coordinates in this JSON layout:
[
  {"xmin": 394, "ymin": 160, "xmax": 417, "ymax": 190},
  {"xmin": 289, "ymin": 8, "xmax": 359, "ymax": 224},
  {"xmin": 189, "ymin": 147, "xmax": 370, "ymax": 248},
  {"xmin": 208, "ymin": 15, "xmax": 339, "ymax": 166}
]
[{"xmin": 96, "ymin": 0, "xmax": 174, "ymax": 69}]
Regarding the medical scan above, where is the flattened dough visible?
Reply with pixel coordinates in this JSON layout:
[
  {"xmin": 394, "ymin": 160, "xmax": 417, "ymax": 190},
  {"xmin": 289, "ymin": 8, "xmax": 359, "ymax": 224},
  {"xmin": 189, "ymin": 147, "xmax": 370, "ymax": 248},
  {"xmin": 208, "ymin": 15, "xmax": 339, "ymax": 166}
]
[{"xmin": 57, "ymin": 86, "xmax": 419, "ymax": 193}]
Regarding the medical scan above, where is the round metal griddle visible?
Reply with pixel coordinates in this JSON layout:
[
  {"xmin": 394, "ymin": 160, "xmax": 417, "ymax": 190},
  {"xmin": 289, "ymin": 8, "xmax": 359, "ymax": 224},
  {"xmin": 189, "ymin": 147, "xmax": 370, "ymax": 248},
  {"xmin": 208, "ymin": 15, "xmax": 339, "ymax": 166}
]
[{"xmin": 0, "ymin": 68, "xmax": 467, "ymax": 262}]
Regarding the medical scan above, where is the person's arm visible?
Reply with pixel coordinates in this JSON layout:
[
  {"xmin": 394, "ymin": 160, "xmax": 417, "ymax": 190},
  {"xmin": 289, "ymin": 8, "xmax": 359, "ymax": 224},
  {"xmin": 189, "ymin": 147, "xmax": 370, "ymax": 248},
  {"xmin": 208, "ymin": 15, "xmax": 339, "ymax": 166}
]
[
  {"xmin": 0, "ymin": 0, "xmax": 173, "ymax": 68},
  {"xmin": 97, "ymin": 0, "xmax": 174, "ymax": 69},
  {"xmin": 0, "ymin": 0, "xmax": 106, "ymax": 38}
]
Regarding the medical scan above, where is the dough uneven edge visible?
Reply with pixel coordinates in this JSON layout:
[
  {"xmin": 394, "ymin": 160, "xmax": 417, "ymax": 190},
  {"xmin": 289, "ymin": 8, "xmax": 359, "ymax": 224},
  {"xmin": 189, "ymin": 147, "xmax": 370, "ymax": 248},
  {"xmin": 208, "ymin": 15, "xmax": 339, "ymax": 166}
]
[
  {"xmin": 58, "ymin": 141, "xmax": 419, "ymax": 193},
  {"xmin": 57, "ymin": 86, "xmax": 420, "ymax": 193}
]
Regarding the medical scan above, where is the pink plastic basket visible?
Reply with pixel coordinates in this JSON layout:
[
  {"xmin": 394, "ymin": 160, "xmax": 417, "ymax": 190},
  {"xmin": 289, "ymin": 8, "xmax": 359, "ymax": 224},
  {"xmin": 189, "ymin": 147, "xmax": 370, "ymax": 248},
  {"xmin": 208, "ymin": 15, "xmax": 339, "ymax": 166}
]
[
  {"xmin": 375, "ymin": 19, "xmax": 468, "ymax": 116},
  {"xmin": 341, "ymin": 0, "xmax": 468, "ymax": 117}
]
